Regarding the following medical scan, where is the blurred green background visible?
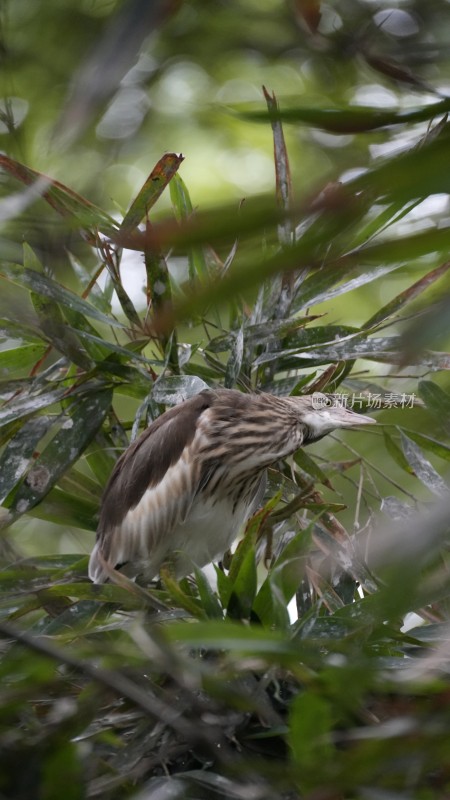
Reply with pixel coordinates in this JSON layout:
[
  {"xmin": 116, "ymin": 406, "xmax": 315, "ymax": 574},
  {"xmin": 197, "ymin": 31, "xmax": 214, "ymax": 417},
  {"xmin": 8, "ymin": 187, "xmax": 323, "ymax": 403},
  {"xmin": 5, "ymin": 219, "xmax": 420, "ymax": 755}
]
[
  {"xmin": 3, "ymin": 0, "xmax": 449, "ymax": 558},
  {"xmin": 1, "ymin": 3, "xmax": 450, "ymax": 798}
]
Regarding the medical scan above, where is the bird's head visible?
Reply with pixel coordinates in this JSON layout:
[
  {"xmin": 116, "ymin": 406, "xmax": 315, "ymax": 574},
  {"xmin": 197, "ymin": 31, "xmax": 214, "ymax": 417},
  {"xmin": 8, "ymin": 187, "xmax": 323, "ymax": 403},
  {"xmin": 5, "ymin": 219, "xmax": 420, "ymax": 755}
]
[{"xmin": 289, "ymin": 392, "xmax": 377, "ymax": 444}]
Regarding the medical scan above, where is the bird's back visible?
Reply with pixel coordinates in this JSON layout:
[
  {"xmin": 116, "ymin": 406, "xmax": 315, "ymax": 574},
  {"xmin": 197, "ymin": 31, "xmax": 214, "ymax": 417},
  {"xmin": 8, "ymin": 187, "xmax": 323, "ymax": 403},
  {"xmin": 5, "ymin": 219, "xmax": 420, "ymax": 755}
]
[{"xmin": 89, "ymin": 389, "xmax": 271, "ymax": 582}]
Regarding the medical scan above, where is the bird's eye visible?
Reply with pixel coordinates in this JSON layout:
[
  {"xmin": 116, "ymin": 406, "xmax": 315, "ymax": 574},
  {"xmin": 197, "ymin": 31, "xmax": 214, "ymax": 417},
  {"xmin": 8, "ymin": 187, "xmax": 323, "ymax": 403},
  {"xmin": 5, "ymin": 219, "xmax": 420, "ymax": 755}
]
[{"xmin": 323, "ymin": 396, "xmax": 333, "ymax": 406}]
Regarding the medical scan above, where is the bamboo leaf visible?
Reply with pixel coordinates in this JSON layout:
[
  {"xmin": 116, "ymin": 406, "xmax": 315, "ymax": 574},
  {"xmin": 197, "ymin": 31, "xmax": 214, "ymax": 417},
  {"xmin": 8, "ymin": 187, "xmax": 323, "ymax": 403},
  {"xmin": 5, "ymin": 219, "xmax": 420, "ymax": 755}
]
[
  {"xmin": 121, "ymin": 153, "xmax": 184, "ymax": 232},
  {"xmin": 294, "ymin": 449, "xmax": 333, "ymax": 489},
  {"xmin": 5, "ymin": 389, "xmax": 112, "ymax": 516},
  {"xmin": 151, "ymin": 375, "xmax": 209, "ymax": 405},
  {"xmin": 0, "ymin": 416, "xmax": 52, "ymax": 502},
  {"xmin": 193, "ymin": 567, "xmax": 223, "ymax": 619},
  {"xmin": 263, "ymin": 86, "xmax": 293, "ymax": 246},
  {"xmin": 419, "ymin": 380, "xmax": 450, "ymax": 434},
  {"xmin": 365, "ymin": 261, "xmax": 450, "ymax": 328},
  {"xmin": 0, "ymin": 265, "xmax": 124, "ymax": 329},
  {"xmin": 0, "ymin": 387, "xmax": 67, "ymax": 428},
  {"xmin": 254, "ymin": 526, "xmax": 311, "ymax": 627},
  {"xmin": 235, "ymin": 97, "xmax": 450, "ymax": 132},
  {"xmin": 0, "ymin": 343, "xmax": 47, "ymax": 374},
  {"xmin": 400, "ymin": 433, "xmax": 450, "ymax": 497},
  {"xmin": 403, "ymin": 429, "xmax": 450, "ymax": 462},
  {"xmin": 31, "ymin": 293, "xmax": 93, "ymax": 370},
  {"xmin": 170, "ymin": 173, "xmax": 208, "ymax": 280},
  {"xmin": 383, "ymin": 430, "xmax": 414, "ymax": 475},
  {"xmin": 29, "ymin": 487, "xmax": 98, "ymax": 531},
  {"xmin": 0, "ymin": 154, "xmax": 118, "ymax": 236},
  {"xmin": 227, "ymin": 544, "xmax": 257, "ymax": 620},
  {"xmin": 224, "ymin": 327, "xmax": 243, "ymax": 388}
]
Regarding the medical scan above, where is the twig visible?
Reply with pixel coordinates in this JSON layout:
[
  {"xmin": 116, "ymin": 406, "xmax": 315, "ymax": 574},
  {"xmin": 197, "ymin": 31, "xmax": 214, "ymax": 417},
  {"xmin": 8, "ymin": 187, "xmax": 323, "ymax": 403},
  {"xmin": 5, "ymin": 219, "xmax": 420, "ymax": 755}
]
[{"xmin": 0, "ymin": 620, "xmax": 212, "ymax": 746}]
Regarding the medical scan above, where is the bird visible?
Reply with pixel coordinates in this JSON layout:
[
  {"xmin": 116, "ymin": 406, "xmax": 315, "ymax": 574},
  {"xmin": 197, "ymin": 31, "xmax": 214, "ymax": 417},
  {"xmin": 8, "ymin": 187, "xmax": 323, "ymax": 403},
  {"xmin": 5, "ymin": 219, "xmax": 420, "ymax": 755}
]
[{"xmin": 88, "ymin": 388, "xmax": 376, "ymax": 583}]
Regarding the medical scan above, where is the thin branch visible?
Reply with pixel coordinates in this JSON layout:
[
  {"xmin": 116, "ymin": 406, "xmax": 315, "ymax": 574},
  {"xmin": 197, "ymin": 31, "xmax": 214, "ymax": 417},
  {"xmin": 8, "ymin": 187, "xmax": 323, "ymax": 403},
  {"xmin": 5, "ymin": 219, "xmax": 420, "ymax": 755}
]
[{"xmin": 0, "ymin": 620, "xmax": 218, "ymax": 748}]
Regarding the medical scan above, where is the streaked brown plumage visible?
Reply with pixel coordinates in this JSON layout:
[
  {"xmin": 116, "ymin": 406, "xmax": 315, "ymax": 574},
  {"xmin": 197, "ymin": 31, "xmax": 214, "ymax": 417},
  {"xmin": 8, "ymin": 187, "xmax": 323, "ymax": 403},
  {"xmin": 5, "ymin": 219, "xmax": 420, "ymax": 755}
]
[{"xmin": 89, "ymin": 388, "xmax": 376, "ymax": 583}]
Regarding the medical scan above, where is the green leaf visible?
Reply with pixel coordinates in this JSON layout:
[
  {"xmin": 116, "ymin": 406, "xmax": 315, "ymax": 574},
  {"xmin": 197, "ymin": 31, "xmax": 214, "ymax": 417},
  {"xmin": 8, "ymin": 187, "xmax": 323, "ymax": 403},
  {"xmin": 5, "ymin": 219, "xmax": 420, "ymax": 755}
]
[
  {"xmin": 403, "ymin": 429, "xmax": 450, "ymax": 462},
  {"xmin": 62, "ymin": 307, "xmax": 112, "ymax": 361},
  {"xmin": 0, "ymin": 415, "xmax": 52, "ymax": 502},
  {"xmin": 383, "ymin": 430, "xmax": 414, "ymax": 475},
  {"xmin": 5, "ymin": 389, "xmax": 112, "ymax": 516},
  {"xmin": 224, "ymin": 327, "xmax": 243, "ymax": 388},
  {"xmin": 85, "ymin": 431, "xmax": 117, "ymax": 486},
  {"xmin": 227, "ymin": 544, "xmax": 257, "ymax": 620},
  {"xmin": 296, "ymin": 265, "xmax": 403, "ymax": 312},
  {"xmin": 67, "ymin": 324, "xmax": 159, "ymax": 365},
  {"xmin": 263, "ymin": 86, "xmax": 293, "ymax": 245},
  {"xmin": 254, "ymin": 526, "xmax": 312, "ymax": 627},
  {"xmin": 419, "ymin": 380, "xmax": 450, "ymax": 434},
  {"xmin": 31, "ymin": 291, "xmax": 93, "ymax": 370},
  {"xmin": 0, "ymin": 343, "xmax": 47, "ymax": 374},
  {"xmin": 151, "ymin": 375, "xmax": 209, "ymax": 405},
  {"xmin": 160, "ymin": 571, "xmax": 205, "ymax": 618},
  {"xmin": 193, "ymin": 567, "xmax": 223, "ymax": 618},
  {"xmin": 235, "ymin": 97, "xmax": 450, "ymax": 132},
  {"xmin": 206, "ymin": 316, "xmax": 319, "ymax": 352},
  {"xmin": 0, "ymin": 387, "xmax": 67, "ymax": 428},
  {"xmin": 400, "ymin": 432, "xmax": 450, "ymax": 497},
  {"xmin": 29, "ymin": 487, "xmax": 98, "ymax": 530},
  {"xmin": 121, "ymin": 153, "xmax": 184, "ymax": 232},
  {"xmin": 0, "ymin": 154, "xmax": 118, "ymax": 236},
  {"xmin": 294, "ymin": 449, "xmax": 333, "ymax": 489},
  {"xmin": 289, "ymin": 692, "xmax": 333, "ymax": 773},
  {"xmin": 170, "ymin": 173, "xmax": 208, "ymax": 280},
  {"xmin": 165, "ymin": 618, "xmax": 294, "ymax": 656},
  {"xmin": 365, "ymin": 261, "xmax": 450, "ymax": 328},
  {"xmin": 0, "ymin": 265, "xmax": 124, "ymax": 329},
  {"xmin": 0, "ymin": 317, "xmax": 42, "ymax": 343},
  {"xmin": 41, "ymin": 581, "xmax": 144, "ymax": 609}
]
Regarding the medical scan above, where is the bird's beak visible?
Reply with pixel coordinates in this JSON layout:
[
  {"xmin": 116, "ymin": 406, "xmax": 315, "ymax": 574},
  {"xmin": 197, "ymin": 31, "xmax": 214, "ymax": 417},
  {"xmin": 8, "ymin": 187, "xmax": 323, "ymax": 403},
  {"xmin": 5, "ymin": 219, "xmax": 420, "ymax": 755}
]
[{"xmin": 330, "ymin": 405, "xmax": 377, "ymax": 429}]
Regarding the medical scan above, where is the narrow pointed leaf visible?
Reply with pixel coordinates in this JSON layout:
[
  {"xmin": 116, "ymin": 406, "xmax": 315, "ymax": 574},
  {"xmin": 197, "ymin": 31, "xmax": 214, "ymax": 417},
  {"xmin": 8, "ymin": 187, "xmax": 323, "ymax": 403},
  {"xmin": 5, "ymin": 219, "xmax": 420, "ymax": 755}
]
[
  {"xmin": 193, "ymin": 567, "xmax": 223, "ymax": 619},
  {"xmin": 151, "ymin": 375, "xmax": 209, "ymax": 405},
  {"xmin": 0, "ymin": 416, "xmax": 52, "ymax": 502},
  {"xmin": 121, "ymin": 153, "xmax": 184, "ymax": 232},
  {"xmin": 0, "ymin": 266, "xmax": 124, "ymax": 328},
  {"xmin": 170, "ymin": 173, "xmax": 208, "ymax": 280},
  {"xmin": 227, "ymin": 545, "xmax": 257, "ymax": 620},
  {"xmin": 401, "ymin": 432, "xmax": 450, "ymax": 497},
  {"xmin": 0, "ymin": 343, "xmax": 48, "ymax": 374},
  {"xmin": 224, "ymin": 327, "xmax": 243, "ymax": 388},
  {"xmin": 5, "ymin": 389, "xmax": 112, "ymax": 516},
  {"xmin": 0, "ymin": 387, "xmax": 67, "ymax": 428},
  {"xmin": 0, "ymin": 154, "xmax": 118, "ymax": 235},
  {"xmin": 62, "ymin": 308, "xmax": 112, "ymax": 361},
  {"xmin": 29, "ymin": 488, "xmax": 98, "ymax": 531},
  {"xmin": 419, "ymin": 380, "xmax": 450, "ymax": 434},
  {"xmin": 31, "ymin": 293, "xmax": 93, "ymax": 370},
  {"xmin": 264, "ymin": 86, "xmax": 293, "ymax": 246},
  {"xmin": 365, "ymin": 261, "xmax": 450, "ymax": 328},
  {"xmin": 404, "ymin": 429, "xmax": 450, "ymax": 462},
  {"xmin": 294, "ymin": 264, "xmax": 402, "ymax": 311},
  {"xmin": 236, "ymin": 97, "xmax": 450, "ymax": 132},
  {"xmin": 0, "ymin": 318, "xmax": 42, "ymax": 343},
  {"xmin": 254, "ymin": 527, "xmax": 311, "ymax": 626},
  {"xmin": 294, "ymin": 449, "xmax": 333, "ymax": 489},
  {"xmin": 383, "ymin": 431, "xmax": 414, "ymax": 475}
]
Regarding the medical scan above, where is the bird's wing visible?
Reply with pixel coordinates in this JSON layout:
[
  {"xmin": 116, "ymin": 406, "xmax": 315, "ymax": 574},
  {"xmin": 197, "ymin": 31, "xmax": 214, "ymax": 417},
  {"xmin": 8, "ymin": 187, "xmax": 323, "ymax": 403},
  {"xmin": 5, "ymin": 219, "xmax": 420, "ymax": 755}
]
[{"xmin": 89, "ymin": 392, "xmax": 213, "ymax": 583}]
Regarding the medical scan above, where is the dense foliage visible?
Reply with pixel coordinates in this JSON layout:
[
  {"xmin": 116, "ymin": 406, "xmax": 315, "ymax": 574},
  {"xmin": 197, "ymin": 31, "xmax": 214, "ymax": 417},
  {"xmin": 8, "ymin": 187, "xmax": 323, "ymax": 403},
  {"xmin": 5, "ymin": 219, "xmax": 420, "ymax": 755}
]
[{"xmin": 0, "ymin": 1, "xmax": 449, "ymax": 798}]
